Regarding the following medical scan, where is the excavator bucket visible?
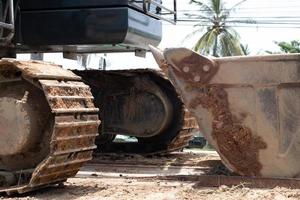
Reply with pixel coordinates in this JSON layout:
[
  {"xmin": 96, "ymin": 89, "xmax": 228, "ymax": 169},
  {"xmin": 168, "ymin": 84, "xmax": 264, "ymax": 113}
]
[{"xmin": 151, "ymin": 46, "xmax": 300, "ymax": 178}]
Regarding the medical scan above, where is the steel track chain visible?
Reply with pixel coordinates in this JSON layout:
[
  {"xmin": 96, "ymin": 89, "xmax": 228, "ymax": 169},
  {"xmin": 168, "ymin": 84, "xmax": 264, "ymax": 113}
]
[{"xmin": 0, "ymin": 59, "xmax": 100, "ymax": 194}]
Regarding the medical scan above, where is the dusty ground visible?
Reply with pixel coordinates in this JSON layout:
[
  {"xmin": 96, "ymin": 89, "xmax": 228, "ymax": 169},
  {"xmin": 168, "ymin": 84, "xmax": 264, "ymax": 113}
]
[
  {"xmin": 2, "ymin": 151, "xmax": 300, "ymax": 200},
  {"xmin": 3, "ymin": 177, "xmax": 300, "ymax": 200}
]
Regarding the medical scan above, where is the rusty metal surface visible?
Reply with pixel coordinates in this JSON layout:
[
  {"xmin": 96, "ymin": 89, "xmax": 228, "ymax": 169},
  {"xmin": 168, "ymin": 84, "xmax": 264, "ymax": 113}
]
[
  {"xmin": 0, "ymin": 59, "xmax": 80, "ymax": 80},
  {"xmin": 75, "ymin": 69, "xmax": 198, "ymax": 155},
  {"xmin": 151, "ymin": 47, "xmax": 300, "ymax": 178},
  {"xmin": 165, "ymin": 108, "xmax": 198, "ymax": 153},
  {"xmin": 0, "ymin": 59, "xmax": 100, "ymax": 194}
]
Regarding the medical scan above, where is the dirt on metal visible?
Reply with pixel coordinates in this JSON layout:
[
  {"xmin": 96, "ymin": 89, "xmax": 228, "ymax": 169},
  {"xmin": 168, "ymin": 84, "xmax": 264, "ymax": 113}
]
[
  {"xmin": 152, "ymin": 47, "xmax": 267, "ymax": 176},
  {"xmin": 45, "ymin": 86, "xmax": 92, "ymax": 97},
  {"xmin": 172, "ymin": 54, "xmax": 219, "ymax": 85},
  {"xmin": 189, "ymin": 86, "xmax": 267, "ymax": 176},
  {"xmin": 0, "ymin": 59, "xmax": 100, "ymax": 194}
]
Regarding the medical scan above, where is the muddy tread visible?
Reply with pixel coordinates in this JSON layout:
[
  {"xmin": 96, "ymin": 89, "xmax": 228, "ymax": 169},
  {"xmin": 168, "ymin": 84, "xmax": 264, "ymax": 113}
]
[
  {"xmin": 0, "ymin": 59, "xmax": 100, "ymax": 194},
  {"xmin": 147, "ymin": 108, "xmax": 197, "ymax": 155}
]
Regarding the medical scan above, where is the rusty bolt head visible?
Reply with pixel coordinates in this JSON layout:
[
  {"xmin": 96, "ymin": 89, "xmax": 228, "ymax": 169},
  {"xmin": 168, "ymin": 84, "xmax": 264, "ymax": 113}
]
[
  {"xmin": 203, "ymin": 65, "xmax": 210, "ymax": 72},
  {"xmin": 194, "ymin": 75, "xmax": 201, "ymax": 82},
  {"xmin": 183, "ymin": 66, "xmax": 190, "ymax": 73}
]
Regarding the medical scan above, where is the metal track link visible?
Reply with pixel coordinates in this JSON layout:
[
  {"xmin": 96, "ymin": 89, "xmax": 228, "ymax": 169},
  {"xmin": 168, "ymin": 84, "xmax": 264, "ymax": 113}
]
[
  {"xmin": 165, "ymin": 109, "xmax": 198, "ymax": 152},
  {"xmin": 0, "ymin": 59, "xmax": 100, "ymax": 194}
]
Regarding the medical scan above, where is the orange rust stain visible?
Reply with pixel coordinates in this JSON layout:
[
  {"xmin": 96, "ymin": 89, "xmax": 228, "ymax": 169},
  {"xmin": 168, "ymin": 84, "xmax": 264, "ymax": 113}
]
[
  {"xmin": 189, "ymin": 86, "xmax": 267, "ymax": 176},
  {"xmin": 171, "ymin": 54, "xmax": 218, "ymax": 85}
]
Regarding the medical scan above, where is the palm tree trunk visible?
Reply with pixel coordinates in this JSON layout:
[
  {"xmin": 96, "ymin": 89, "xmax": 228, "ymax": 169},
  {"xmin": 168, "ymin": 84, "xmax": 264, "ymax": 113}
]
[{"xmin": 213, "ymin": 35, "xmax": 218, "ymax": 57}]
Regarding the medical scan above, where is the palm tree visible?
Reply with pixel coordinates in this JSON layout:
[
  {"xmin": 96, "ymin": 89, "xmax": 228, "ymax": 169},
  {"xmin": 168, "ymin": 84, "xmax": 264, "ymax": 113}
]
[{"xmin": 185, "ymin": 0, "xmax": 253, "ymax": 57}]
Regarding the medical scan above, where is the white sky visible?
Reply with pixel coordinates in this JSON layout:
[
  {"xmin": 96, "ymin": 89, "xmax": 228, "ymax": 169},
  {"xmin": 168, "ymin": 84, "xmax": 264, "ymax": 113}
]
[
  {"xmin": 160, "ymin": 0, "xmax": 300, "ymax": 56},
  {"xmin": 18, "ymin": 0, "xmax": 300, "ymax": 70}
]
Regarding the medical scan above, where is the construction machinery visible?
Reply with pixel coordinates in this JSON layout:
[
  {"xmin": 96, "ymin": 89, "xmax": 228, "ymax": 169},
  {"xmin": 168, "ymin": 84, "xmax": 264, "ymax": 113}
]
[
  {"xmin": 0, "ymin": 0, "xmax": 198, "ymax": 194},
  {"xmin": 151, "ymin": 46, "xmax": 300, "ymax": 178}
]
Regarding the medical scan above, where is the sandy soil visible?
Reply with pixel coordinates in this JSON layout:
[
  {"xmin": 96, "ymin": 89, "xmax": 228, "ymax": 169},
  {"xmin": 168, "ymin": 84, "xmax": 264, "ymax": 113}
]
[
  {"xmin": 1, "ymin": 151, "xmax": 300, "ymax": 200},
  {"xmin": 2, "ymin": 177, "xmax": 300, "ymax": 200}
]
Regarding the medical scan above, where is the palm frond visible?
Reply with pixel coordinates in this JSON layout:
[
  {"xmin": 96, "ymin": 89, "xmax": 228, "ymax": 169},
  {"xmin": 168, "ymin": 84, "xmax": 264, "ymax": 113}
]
[
  {"xmin": 227, "ymin": 0, "xmax": 247, "ymax": 14},
  {"xmin": 219, "ymin": 33, "xmax": 232, "ymax": 56},
  {"xmin": 194, "ymin": 28, "xmax": 218, "ymax": 55},
  {"xmin": 184, "ymin": 13, "xmax": 215, "ymax": 22},
  {"xmin": 190, "ymin": 0, "xmax": 215, "ymax": 16},
  {"xmin": 240, "ymin": 44, "xmax": 250, "ymax": 55},
  {"xmin": 224, "ymin": 27, "xmax": 241, "ymax": 40},
  {"xmin": 189, "ymin": 0, "xmax": 212, "ymax": 11},
  {"xmin": 211, "ymin": 0, "xmax": 222, "ymax": 15},
  {"xmin": 221, "ymin": 29, "xmax": 243, "ymax": 55},
  {"xmin": 183, "ymin": 27, "xmax": 205, "ymax": 42},
  {"xmin": 194, "ymin": 31, "xmax": 209, "ymax": 52},
  {"xmin": 207, "ymin": 29, "xmax": 218, "ymax": 54},
  {"xmin": 194, "ymin": 30, "xmax": 212, "ymax": 53}
]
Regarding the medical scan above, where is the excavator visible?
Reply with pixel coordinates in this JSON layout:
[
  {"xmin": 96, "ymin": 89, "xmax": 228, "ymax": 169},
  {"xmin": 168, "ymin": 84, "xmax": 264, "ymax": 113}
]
[
  {"xmin": 2, "ymin": 0, "xmax": 299, "ymax": 195},
  {"xmin": 0, "ymin": 0, "xmax": 198, "ymax": 194}
]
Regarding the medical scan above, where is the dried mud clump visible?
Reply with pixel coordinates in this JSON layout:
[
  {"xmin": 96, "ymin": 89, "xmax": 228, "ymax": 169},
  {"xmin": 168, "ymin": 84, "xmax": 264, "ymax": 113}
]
[
  {"xmin": 46, "ymin": 87, "xmax": 91, "ymax": 97},
  {"xmin": 50, "ymin": 98, "xmax": 94, "ymax": 109},
  {"xmin": 190, "ymin": 86, "xmax": 267, "ymax": 176}
]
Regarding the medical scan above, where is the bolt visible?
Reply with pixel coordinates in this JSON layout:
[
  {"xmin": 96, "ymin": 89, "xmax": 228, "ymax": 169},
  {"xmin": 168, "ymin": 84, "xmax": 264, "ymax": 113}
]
[
  {"xmin": 194, "ymin": 75, "xmax": 201, "ymax": 82},
  {"xmin": 203, "ymin": 65, "xmax": 210, "ymax": 72},
  {"xmin": 183, "ymin": 66, "xmax": 190, "ymax": 73}
]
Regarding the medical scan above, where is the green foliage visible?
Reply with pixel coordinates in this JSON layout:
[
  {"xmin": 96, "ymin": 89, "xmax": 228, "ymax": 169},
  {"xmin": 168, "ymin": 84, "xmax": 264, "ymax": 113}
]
[
  {"xmin": 240, "ymin": 44, "xmax": 250, "ymax": 55},
  {"xmin": 187, "ymin": 0, "xmax": 252, "ymax": 57},
  {"xmin": 266, "ymin": 40, "xmax": 300, "ymax": 54},
  {"xmin": 276, "ymin": 40, "xmax": 300, "ymax": 53}
]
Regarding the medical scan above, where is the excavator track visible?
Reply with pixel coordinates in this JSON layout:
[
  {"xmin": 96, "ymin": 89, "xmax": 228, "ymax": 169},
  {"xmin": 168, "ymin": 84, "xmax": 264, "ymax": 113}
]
[
  {"xmin": 0, "ymin": 59, "xmax": 100, "ymax": 194},
  {"xmin": 94, "ymin": 107, "xmax": 197, "ymax": 155},
  {"xmin": 164, "ymin": 108, "xmax": 197, "ymax": 154},
  {"xmin": 75, "ymin": 69, "xmax": 198, "ymax": 155}
]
